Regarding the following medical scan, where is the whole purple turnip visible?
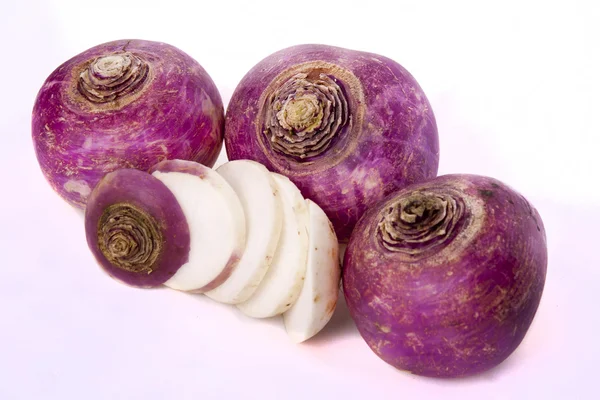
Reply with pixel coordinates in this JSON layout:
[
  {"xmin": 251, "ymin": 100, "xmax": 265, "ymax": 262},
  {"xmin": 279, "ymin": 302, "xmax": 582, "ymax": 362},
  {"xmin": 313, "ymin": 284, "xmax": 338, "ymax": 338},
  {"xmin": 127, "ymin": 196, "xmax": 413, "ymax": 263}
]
[
  {"xmin": 224, "ymin": 44, "xmax": 439, "ymax": 241},
  {"xmin": 32, "ymin": 39, "xmax": 224, "ymax": 209},
  {"xmin": 343, "ymin": 174, "xmax": 547, "ymax": 378}
]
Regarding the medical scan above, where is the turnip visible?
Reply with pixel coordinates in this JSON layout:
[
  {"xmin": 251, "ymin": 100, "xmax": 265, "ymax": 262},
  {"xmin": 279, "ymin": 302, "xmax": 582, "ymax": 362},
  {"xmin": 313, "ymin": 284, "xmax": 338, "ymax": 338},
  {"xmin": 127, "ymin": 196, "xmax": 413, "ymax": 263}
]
[
  {"xmin": 237, "ymin": 174, "xmax": 309, "ymax": 318},
  {"xmin": 283, "ymin": 200, "xmax": 341, "ymax": 343},
  {"xmin": 343, "ymin": 174, "xmax": 547, "ymax": 377},
  {"xmin": 205, "ymin": 160, "xmax": 284, "ymax": 304},
  {"xmin": 32, "ymin": 39, "xmax": 224, "ymax": 209},
  {"xmin": 224, "ymin": 44, "xmax": 439, "ymax": 241},
  {"xmin": 150, "ymin": 160, "xmax": 246, "ymax": 292},
  {"xmin": 84, "ymin": 159, "xmax": 343, "ymax": 341},
  {"xmin": 84, "ymin": 168, "xmax": 191, "ymax": 288}
]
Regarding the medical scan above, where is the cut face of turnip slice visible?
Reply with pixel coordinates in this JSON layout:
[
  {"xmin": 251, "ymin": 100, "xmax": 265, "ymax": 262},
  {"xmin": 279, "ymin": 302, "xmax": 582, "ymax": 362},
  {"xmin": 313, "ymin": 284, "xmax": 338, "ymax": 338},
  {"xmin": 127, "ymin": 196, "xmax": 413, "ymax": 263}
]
[
  {"xmin": 205, "ymin": 160, "xmax": 284, "ymax": 304},
  {"xmin": 283, "ymin": 200, "xmax": 341, "ymax": 342},
  {"xmin": 237, "ymin": 173, "xmax": 309, "ymax": 318},
  {"xmin": 150, "ymin": 160, "xmax": 246, "ymax": 292},
  {"xmin": 84, "ymin": 169, "xmax": 191, "ymax": 288}
]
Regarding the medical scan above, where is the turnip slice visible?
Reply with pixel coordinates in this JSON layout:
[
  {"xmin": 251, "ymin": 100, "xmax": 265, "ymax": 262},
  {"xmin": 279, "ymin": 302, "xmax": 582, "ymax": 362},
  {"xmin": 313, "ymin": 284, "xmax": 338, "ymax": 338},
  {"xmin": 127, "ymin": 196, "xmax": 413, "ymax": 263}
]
[
  {"xmin": 205, "ymin": 160, "xmax": 284, "ymax": 304},
  {"xmin": 150, "ymin": 160, "xmax": 246, "ymax": 292},
  {"xmin": 237, "ymin": 174, "xmax": 309, "ymax": 318},
  {"xmin": 283, "ymin": 200, "xmax": 341, "ymax": 342},
  {"xmin": 85, "ymin": 168, "xmax": 191, "ymax": 288}
]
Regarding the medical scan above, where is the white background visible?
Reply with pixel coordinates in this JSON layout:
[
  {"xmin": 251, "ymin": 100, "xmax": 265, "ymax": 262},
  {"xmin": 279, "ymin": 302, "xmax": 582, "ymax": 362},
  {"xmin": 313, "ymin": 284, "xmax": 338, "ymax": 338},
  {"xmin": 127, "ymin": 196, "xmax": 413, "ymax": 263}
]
[{"xmin": 1, "ymin": 0, "xmax": 598, "ymax": 399}]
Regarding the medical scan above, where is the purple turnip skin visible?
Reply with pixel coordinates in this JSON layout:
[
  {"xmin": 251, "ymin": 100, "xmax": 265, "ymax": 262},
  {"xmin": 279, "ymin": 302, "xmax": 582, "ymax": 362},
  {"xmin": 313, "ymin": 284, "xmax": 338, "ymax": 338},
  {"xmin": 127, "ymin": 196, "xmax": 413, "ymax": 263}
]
[
  {"xmin": 224, "ymin": 44, "xmax": 439, "ymax": 242},
  {"xmin": 85, "ymin": 168, "xmax": 191, "ymax": 288},
  {"xmin": 342, "ymin": 174, "xmax": 547, "ymax": 378},
  {"xmin": 32, "ymin": 39, "xmax": 224, "ymax": 209}
]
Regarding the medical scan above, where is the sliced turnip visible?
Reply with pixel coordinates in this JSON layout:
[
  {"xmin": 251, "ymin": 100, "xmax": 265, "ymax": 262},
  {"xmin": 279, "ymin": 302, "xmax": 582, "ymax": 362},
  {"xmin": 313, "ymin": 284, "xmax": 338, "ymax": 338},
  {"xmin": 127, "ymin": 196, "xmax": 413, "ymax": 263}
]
[
  {"xmin": 237, "ymin": 174, "xmax": 309, "ymax": 318},
  {"xmin": 205, "ymin": 160, "xmax": 284, "ymax": 304},
  {"xmin": 84, "ymin": 168, "xmax": 191, "ymax": 288},
  {"xmin": 150, "ymin": 160, "xmax": 246, "ymax": 292},
  {"xmin": 283, "ymin": 200, "xmax": 341, "ymax": 342}
]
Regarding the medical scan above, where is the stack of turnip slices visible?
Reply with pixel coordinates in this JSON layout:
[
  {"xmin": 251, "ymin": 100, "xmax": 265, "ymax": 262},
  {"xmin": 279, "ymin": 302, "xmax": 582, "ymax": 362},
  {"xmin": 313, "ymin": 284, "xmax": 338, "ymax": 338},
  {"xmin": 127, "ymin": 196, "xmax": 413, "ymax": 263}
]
[{"xmin": 84, "ymin": 159, "xmax": 341, "ymax": 343}]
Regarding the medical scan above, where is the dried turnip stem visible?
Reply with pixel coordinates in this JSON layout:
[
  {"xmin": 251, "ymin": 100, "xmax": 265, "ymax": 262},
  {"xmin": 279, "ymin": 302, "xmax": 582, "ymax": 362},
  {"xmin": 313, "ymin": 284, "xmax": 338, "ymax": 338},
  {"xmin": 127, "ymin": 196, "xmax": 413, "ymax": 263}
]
[
  {"xmin": 376, "ymin": 190, "xmax": 470, "ymax": 258},
  {"xmin": 78, "ymin": 53, "xmax": 150, "ymax": 103},
  {"xmin": 263, "ymin": 70, "xmax": 353, "ymax": 159},
  {"xmin": 97, "ymin": 203, "xmax": 162, "ymax": 274}
]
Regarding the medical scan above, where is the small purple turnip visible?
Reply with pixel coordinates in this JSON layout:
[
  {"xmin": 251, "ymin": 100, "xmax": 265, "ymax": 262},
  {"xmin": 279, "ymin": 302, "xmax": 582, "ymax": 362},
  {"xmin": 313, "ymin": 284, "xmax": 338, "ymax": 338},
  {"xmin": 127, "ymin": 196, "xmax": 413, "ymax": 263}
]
[
  {"xmin": 343, "ymin": 174, "xmax": 547, "ymax": 378},
  {"xmin": 32, "ymin": 39, "xmax": 224, "ymax": 209},
  {"xmin": 224, "ymin": 44, "xmax": 439, "ymax": 241}
]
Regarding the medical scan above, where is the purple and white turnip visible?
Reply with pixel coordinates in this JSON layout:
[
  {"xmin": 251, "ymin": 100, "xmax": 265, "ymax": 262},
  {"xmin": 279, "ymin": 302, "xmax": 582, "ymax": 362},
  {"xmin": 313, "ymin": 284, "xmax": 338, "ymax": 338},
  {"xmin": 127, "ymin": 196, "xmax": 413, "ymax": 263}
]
[
  {"xmin": 85, "ymin": 160, "xmax": 247, "ymax": 292},
  {"xmin": 32, "ymin": 39, "xmax": 224, "ymax": 208},
  {"xmin": 84, "ymin": 168, "xmax": 191, "ymax": 288},
  {"xmin": 84, "ymin": 157, "xmax": 342, "ymax": 342},
  {"xmin": 224, "ymin": 44, "xmax": 440, "ymax": 242},
  {"xmin": 342, "ymin": 174, "xmax": 547, "ymax": 377}
]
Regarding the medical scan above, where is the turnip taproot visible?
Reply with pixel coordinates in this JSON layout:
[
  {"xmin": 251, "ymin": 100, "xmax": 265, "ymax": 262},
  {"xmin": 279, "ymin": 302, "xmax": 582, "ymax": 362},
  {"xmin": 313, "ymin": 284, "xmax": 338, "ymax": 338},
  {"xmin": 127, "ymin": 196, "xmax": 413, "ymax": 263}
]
[
  {"xmin": 343, "ymin": 174, "xmax": 547, "ymax": 378},
  {"xmin": 225, "ymin": 44, "xmax": 439, "ymax": 241},
  {"xmin": 32, "ymin": 39, "xmax": 224, "ymax": 208}
]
